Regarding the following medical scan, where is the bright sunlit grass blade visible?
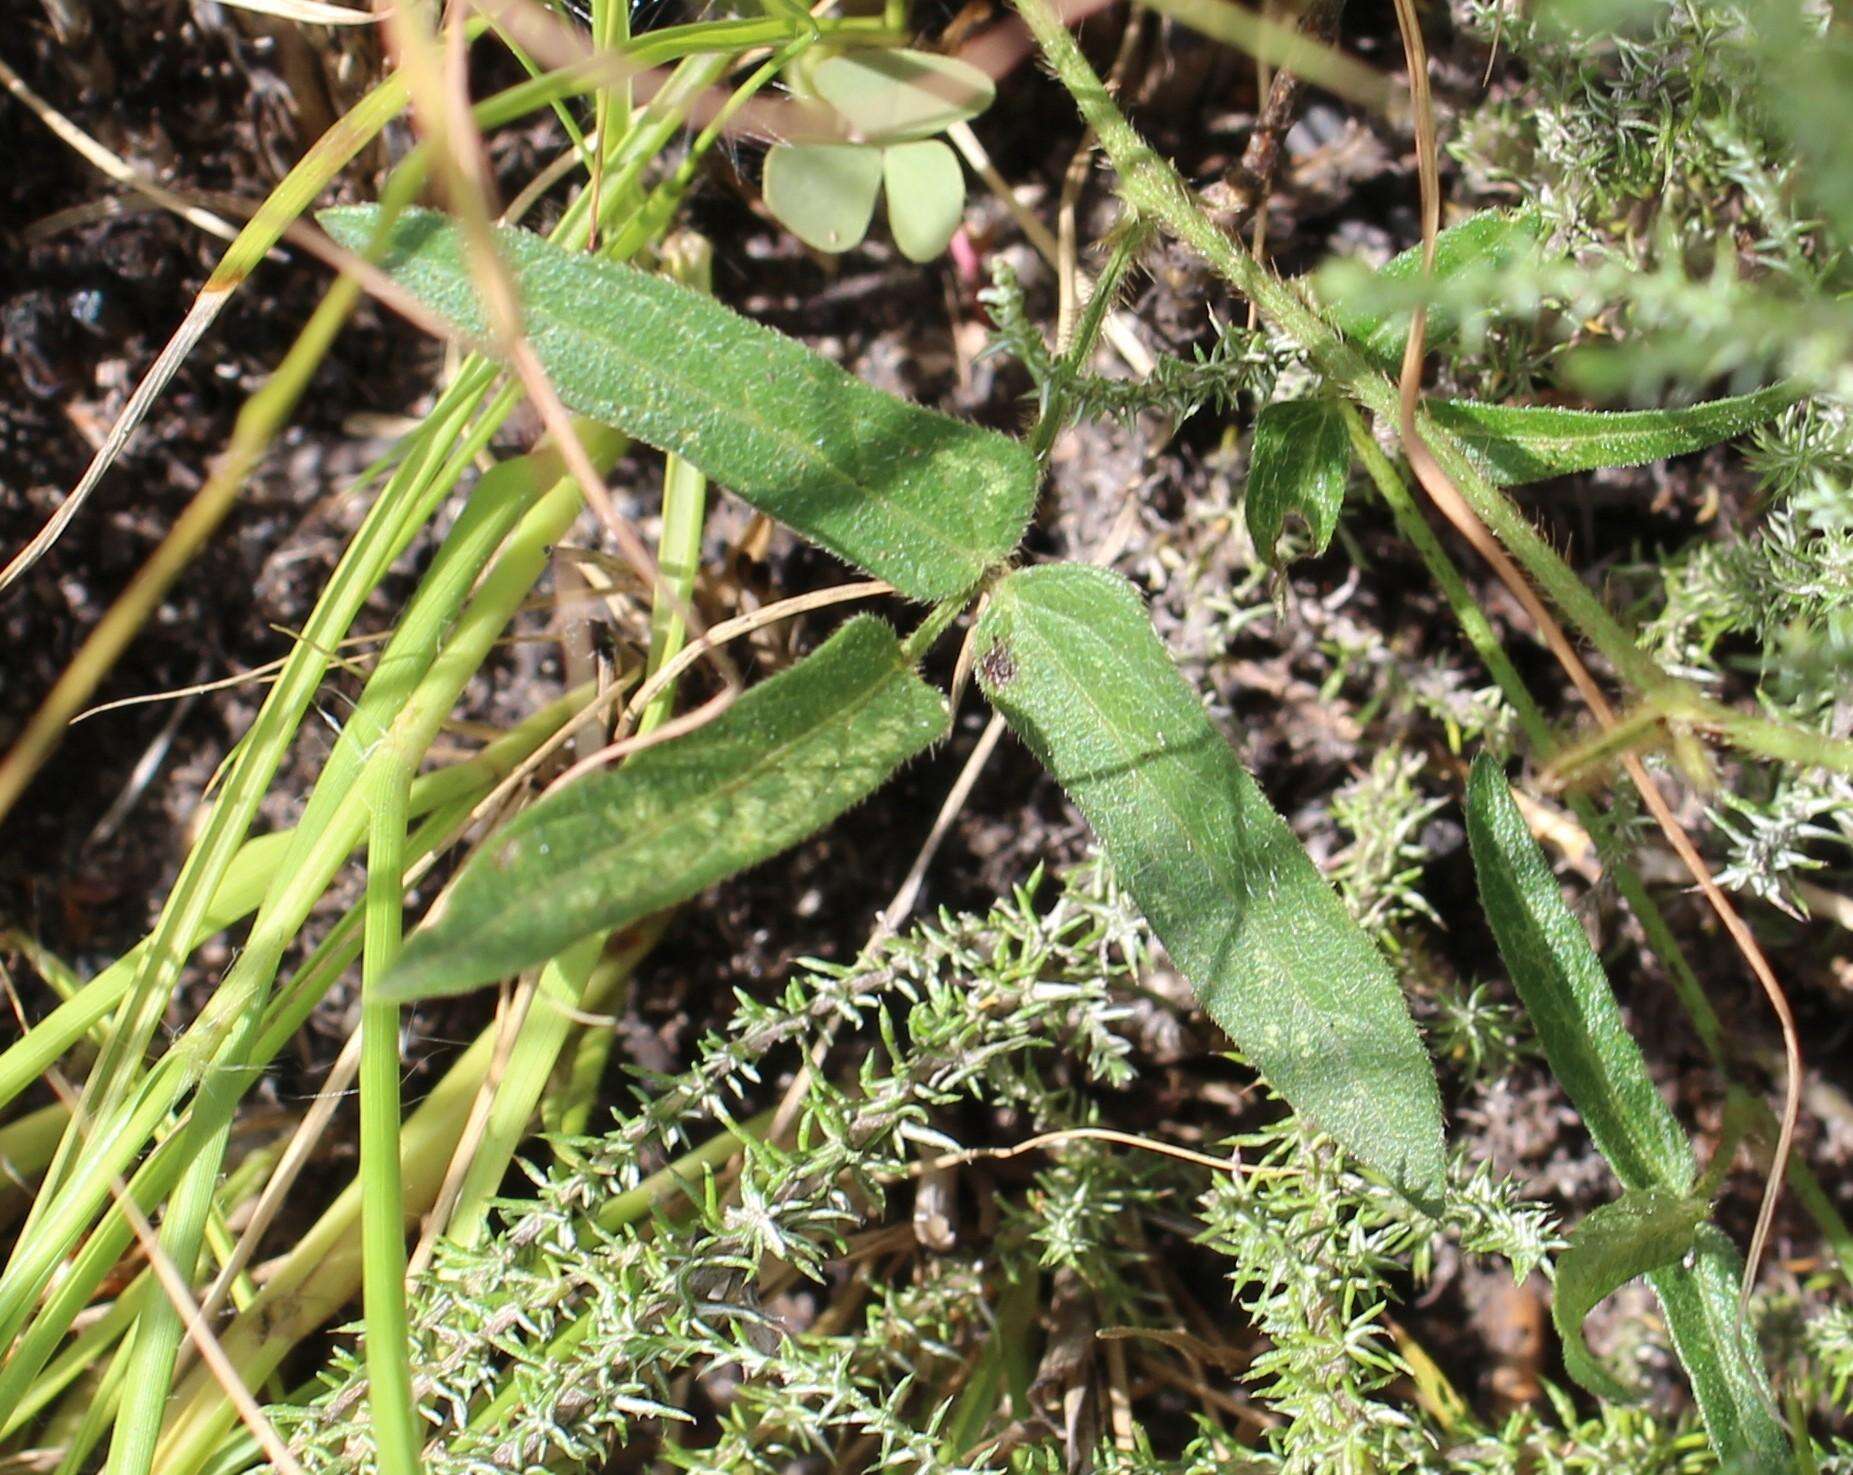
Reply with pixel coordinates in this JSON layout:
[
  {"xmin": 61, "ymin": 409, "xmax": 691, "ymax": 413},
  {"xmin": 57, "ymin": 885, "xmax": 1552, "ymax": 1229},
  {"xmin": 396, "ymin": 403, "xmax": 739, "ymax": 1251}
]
[{"xmin": 359, "ymin": 753, "xmax": 421, "ymax": 1475}]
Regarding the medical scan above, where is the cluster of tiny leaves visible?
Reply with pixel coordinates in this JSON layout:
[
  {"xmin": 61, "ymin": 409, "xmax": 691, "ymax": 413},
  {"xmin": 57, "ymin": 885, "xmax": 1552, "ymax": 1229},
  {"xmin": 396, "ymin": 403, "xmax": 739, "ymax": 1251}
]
[
  {"xmin": 257, "ymin": 863, "xmax": 1747, "ymax": 1475},
  {"xmin": 273, "ymin": 866, "xmax": 1149, "ymax": 1474},
  {"xmin": 1195, "ymin": 1119, "xmax": 1559, "ymax": 1473},
  {"xmin": 1329, "ymin": 745, "xmax": 1450, "ymax": 940},
  {"xmin": 1373, "ymin": 3, "xmax": 1853, "ymax": 400}
]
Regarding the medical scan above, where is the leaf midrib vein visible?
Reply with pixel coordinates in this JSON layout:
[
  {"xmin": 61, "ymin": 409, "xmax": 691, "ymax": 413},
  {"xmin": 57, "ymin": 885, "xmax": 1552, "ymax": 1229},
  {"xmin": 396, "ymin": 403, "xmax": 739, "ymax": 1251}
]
[
  {"xmin": 1013, "ymin": 589, "xmax": 1371, "ymax": 1038},
  {"xmin": 499, "ymin": 239, "xmax": 1005, "ymax": 577}
]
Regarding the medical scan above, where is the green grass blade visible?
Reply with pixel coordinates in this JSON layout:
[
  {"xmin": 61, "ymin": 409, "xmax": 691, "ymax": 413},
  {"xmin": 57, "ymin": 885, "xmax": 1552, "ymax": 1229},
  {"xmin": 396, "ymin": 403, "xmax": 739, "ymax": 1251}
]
[
  {"xmin": 1245, "ymin": 398, "xmax": 1350, "ymax": 565},
  {"xmin": 973, "ymin": 563, "xmax": 1446, "ymax": 1210},
  {"xmin": 151, "ymin": 945, "xmax": 660, "ymax": 1475},
  {"xmin": 0, "ymin": 428, "xmax": 571, "ymax": 1344},
  {"xmin": 359, "ymin": 754, "xmax": 421, "ymax": 1475},
  {"xmin": 640, "ymin": 235, "xmax": 714, "ymax": 738},
  {"xmin": 0, "ymin": 690, "xmax": 580, "ymax": 1122},
  {"xmin": 104, "ymin": 1068, "xmax": 249, "ymax": 1475},
  {"xmin": 1464, "ymin": 756, "xmax": 1695, "ymax": 1194},
  {"xmin": 4, "ymin": 368, "xmax": 503, "ymax": 1264},
  {"xmin": 1428, "ymin": 384, "xmax": 1797, "ymax": 485},
  {"xmin": 1552, "ymin": 1186, "xmax": 1707, "ymax": 1401},
  {"xmin": 50, "ymin": 1316, "xmax": 136, "ymax": 1475},
  {"xmin": 442, "ymin": 936, "xmax": 604, "ymax": 1247},
  {"xmin": 1651, "ymin": 1227, "xmax": 1795, "ymax": 1475},
  {"xmin": 0, "ymin": 462, "xmax": 599, "ymax": 1407},
  {"xmin": 318, "ymin": 206, "xmax": 1039, "ymax": 602},
  {"xmin": 76, "ymin": 465, "xmax": 604, "ymax": 1424},
  {"xmin": 383, "ymin": 616, "xmax": 949, "ymax": 1001},
  {"xmin": 0, "ymin": 1256, "xmax": 144, "ymax": 1441}
]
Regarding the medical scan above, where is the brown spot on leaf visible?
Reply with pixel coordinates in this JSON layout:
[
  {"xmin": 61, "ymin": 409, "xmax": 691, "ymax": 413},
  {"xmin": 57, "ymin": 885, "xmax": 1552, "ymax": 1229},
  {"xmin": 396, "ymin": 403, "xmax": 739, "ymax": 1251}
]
[{"xmin": 978, "ymin": 640, "xmax": 1016, "ymax": 689}]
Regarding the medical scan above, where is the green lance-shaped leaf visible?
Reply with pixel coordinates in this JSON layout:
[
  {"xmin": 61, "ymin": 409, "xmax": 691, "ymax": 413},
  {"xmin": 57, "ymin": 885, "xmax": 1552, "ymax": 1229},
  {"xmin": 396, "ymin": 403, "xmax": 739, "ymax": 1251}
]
[
  {"xmin": 1650, "ymin": 1228, "xmax": 1793, "ymax": 1475},
  {"xmin": 1329, "ymin": 207, "xmax": 1545, "ymax": 363},
  {"xmin": 1245, "ymin": 398, "xmax": 1350, "ymax": 566},
  {"xmin": 1428, "ymin": 384, "xmax": 1797, "ymax": 486},
  {"xmin": 1469, "ymin": 759, "xmax": 1791, "ymax": 1469},
  {"xmin": 381, "ymin": 617, "xmax": 947, "ymax": 1001},
  {"xmin": 1553, "ymin": 1187, "xmax": 1707, "ymax": 1402},
  {"xmin": 320, "ymin": 206, "xmax": 1037, "ymax": 602},
  {"xmin": 975, "ymin": 563, "xmax": 1445, "ymax": 1210},
  {"xmin": 1465, "ymin": 756, "xmax": 1695, "ymax": 1194}
]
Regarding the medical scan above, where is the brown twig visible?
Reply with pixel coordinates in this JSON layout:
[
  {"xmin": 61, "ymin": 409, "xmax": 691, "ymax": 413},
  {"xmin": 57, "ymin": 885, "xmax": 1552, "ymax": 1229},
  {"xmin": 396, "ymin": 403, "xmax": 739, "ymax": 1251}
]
[{"xmin": 1204, "ymin": 0, "xmax": 1347, "ymax": 236}]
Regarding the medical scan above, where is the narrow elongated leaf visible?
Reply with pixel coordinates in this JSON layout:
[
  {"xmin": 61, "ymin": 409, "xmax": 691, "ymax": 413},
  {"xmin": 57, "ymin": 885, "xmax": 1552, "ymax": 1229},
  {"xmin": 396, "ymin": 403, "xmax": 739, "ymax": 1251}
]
[
  {"xmin": 1469, "ymin": 760, "xmax": 1790, "ymax": 1467},
  {"xmin": 1245, "ymin": 398, "xmax": 1349, "ymax": 565},
  {"xmin": 1650, "ymin": 1228, "xmax": 1793, "ymax": 1475},
  {"xmin": 1429, "ymin": 384, "xmax": 1797, "ymax": 485},
  {"xmin": 1465, "ymin": 756, "xmax": 1693, "ymax": 1194},
  {"xmin": 975, "ymin": 564, "xmax": 1445, "ymax": 1210},
  {"xmin": 1330, "ymin": 208, "xmax": 1544, "ymax": 362},
  {"xmin": 320, "ymin": 206, "xmax": 1037, "ymax": 602},
  {"xmin": 1553, "ymin": 1187, "xmax": 1706, "ymax": 1401},
  {"xmin": 382, "ymin": 617, "xmax": 947, "ymax": 1000}
]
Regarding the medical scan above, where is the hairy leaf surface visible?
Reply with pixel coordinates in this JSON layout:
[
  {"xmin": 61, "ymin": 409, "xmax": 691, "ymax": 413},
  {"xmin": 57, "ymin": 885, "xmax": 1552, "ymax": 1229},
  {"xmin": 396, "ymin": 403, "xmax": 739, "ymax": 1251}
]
[
  {"xmin": 1469, "ymin": 757, "xmax": 1792, "ymax": 1469},
  {"xmin": 321, "ymin": 206, "xmax": 1036, "ymax": 601},
  {"xmin": 1553, "ymin": 1187, "xmax": 1706, "ymax": 1401},
  {"xmin": 383, "ymin": 617, "xmax": 947, "ymax": 1000},
  {"xmin": 1430, "ymin": 384, "xmax": 1796, "ymax": 485},
  {"xmin": 1651, "ymin": 1228, "xmax": 1793, "ymax": 1475},
  {"xmin": 1245, "ymin": 398, "xmax": 1349, "ymax": 565},
  {"xmin": 975, "ymin": 564, "xmax": 1445, "ymax": 1210},
  {"xmin": 1466, "ymin": 756, "xmax": 1694, "ymax": 1193}
]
